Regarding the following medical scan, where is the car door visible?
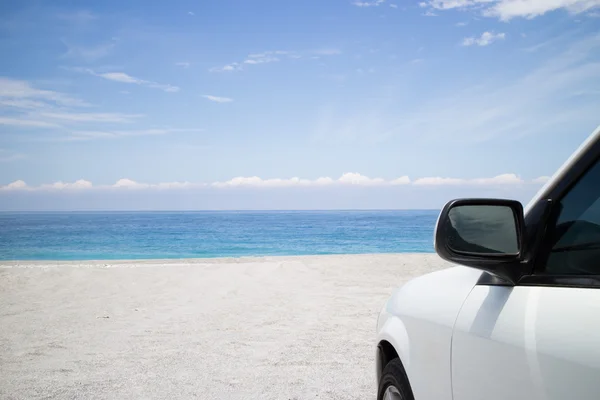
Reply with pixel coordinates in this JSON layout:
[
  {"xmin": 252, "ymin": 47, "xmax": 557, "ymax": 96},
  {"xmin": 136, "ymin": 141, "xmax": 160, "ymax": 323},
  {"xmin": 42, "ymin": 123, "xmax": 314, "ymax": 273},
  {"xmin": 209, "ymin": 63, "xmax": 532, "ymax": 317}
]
[{"xmin": 451, "ymin": 155, "xmax": 600, "ymax": 400}]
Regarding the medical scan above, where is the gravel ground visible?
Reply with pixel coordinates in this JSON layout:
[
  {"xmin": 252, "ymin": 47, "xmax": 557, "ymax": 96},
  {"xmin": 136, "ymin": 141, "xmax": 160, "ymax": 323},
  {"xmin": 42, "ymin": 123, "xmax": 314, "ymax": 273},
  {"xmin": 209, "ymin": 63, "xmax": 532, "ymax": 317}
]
[{"xmin": 0, "ymin": 254, "xmax": 447, "ymax": 400}]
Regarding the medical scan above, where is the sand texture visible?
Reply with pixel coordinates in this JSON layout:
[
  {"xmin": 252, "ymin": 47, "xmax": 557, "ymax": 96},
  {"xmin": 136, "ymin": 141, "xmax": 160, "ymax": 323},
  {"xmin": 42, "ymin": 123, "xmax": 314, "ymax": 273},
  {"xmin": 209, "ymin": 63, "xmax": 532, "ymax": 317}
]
[{"xmin": 0, "ymin": 254, "xmax": 448, "ymax": 400}]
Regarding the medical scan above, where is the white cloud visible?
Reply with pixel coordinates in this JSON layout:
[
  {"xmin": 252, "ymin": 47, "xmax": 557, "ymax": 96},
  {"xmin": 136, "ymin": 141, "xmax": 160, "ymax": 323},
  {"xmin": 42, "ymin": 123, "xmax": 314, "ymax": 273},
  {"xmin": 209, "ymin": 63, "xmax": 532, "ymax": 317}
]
[
  {"xmin": 176, "ymin": 62, "xmax": 191, "ymax": 68},
  {"xmin": 154, "ymin": 181, "xmax": 198, "ymax": 189},
  {"xmin": 532, "ymin": 176, "xmax": 551, "ymax": 183},
  {"xmin": 424, "ymin": 10, "xmax": 439, "ymax": 15},
  {"xmin": 420, "ymin": 0, "xmax": 600, "ymax": 20},
  {"xmin": 413, "ymin": 177, "xmax": 466, "ymax": 185},
  {"xmin": 390, "ymin": 3, "xmax": 398, "ymax": 7},
  {"xmin": 210, "ymin": 49, "xmax": 340, "ymax": 72},
  {"xmin": 312, "ymin": 49, "xmax": 343, "ymax": 56},
  {"xmin": 215, "ymin": 173, "xmax": 409, "ymax": 187},
  {"xmin": 414, "ymin": 173, "xmax": 524, "ymax": 185},
  {"xmin": 249, "ymin": 51, "xmax": 293, "ymax": 58},
  {"xmin": 0, "ymin": 110, "xmax": 144, "ymax": 131},
  {"xmin": 0, "ymin": 79, "xmax": 193, "ymax": 143},
  {"xmin": 188, "ymin": 11, "xmax": 195, "ymax": 16},
  {"xmin": 113, "ymin": 178, "xmax": 147, "ymax": 189},
  {"xmin": 0, "ymin": 78, "xmax": 151, "ymax": 131},
  {"xmin": 337, "ymin": 172, "xmax": 386, "ymax": 185},
  {"xmin": 209, "ymin": 63, "xmax": 242, "ymax": 72},
  {"xmin": 420, "ymin": 0, "xmax": 493, "ymax": 10},
  {"xmin": 0, "ymin": 116, "xmax": 196, "ymax": 139},
  {"xmin": 9, "ymin": 180, "xmax": 28, "ymax": 189},
  {"xmin": 239, "ymin": 51, "xmax": 292, "ymax": 66},
  {"xmin": 74, "ymin": 69, "xmax": 180, "ymax": 92},
  {"xmin": 112, "ymin": 179, "xmax": 200, "ymax": 190},
  {"xmin": 486, "ymin": 0, "xmax": 600, "ymax": 20},
  {"xmin": 99, "ymin": 72, "xmax": 139, "ymax": 83},
  {"xmin": 390, "ymin": 176, "xmax": 411, "ymax": 185},
  {"xmin": 65, "ymin": 128, "xmax": 202, "ymax": 141},
  {"xmin": 462, "ymin": 31, "xmax": 506, "ymax": 46},
  {"xmin": 0, "ymin": 117, "xmax": 60, "ymax": 128},
  {"xmin": 70, "ymin": 180, "xmax": 93, "ymax": 189},
  {"xmin": 62, "ymin": 40, "xmax": 115, "ymax": 62},
  {"xmin": 0, "ymin": 180, "xmax": 28, "ymax": 191},
  {"xmin": 472, "ymin": 173, "xmax": 524, "ymax": 184},
  {"xmin": 212, "ymin": 176, "xmax": 313, "ymax": 188},
  {"xmin": 0, "ymin": 179, "xmax": 206, "ymax": 191},
  {"xmin": 0, "ymin": 99, "xmax": 51, "ymax": 110},
  {"xmin": 0, "ymin": 173, "xmax": 550, "ymax": 192},
  {"xmin": 243, "ymin": 56, "xmax": 280, "ymax": 65},
  {"xmin": 315, "ymin": 177, "xmax": 335, "ymax": 185},
  {"xmin": 40, "ymin": 112, "xmax": 143, "ymax": 123},
  {"xmin": 64, "ymin": 131, "xmax": 116, "ymax": 140},
  {"xmin": 0, "ymin": 77, "xmax": 89, "ymax": 107},
  {"xmin": 40, "ymin": 180, "xmax": 93, "ymax": 190},
  {"xmin": 456, "ymin": 21, "xmax": 468, "ymax": 26},
  {"xmin": 202, "ymin": 95, "xmax": 233, "ymax": 103},
  {"xmin": 353, "ymin": 0, "xmax": 386, "ymax": 7}
]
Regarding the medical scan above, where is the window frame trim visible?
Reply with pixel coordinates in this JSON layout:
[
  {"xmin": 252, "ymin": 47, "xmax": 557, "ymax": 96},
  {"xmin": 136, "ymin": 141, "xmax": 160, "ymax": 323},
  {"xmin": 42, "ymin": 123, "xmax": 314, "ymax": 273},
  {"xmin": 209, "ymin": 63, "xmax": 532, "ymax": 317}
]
[
  {"xmin": 516, "ymin": 139, "xmax": 600, "ymax": 288},
  {"xmin": 518, "ymin": 274, "xmax": 600, "ymax": 289}
]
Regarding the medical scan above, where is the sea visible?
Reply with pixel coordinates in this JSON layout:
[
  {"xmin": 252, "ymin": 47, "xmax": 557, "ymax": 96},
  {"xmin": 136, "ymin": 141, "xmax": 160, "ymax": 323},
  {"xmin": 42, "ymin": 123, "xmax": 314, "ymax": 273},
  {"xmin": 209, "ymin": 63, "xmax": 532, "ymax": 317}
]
[{"xmin": 0, "ymin": 210, "xmax": 439, "ymax": 261}]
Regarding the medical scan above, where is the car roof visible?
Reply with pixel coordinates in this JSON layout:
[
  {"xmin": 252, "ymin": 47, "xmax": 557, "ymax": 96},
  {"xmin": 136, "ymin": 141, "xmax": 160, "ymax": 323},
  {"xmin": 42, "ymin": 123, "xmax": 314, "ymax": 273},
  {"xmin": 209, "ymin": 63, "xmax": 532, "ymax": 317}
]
[{"xmin": 525, "ymin": 125, "xmax": 600, "ymax": 215}]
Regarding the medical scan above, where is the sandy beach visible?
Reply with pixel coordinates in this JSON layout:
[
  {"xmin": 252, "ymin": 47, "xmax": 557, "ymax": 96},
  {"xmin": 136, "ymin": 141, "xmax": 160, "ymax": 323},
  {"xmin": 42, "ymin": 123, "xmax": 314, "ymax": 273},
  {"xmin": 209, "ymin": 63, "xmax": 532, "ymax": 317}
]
[{"xmin": 0, "ymin": 254, "xmax": 447, "ymax": 400}]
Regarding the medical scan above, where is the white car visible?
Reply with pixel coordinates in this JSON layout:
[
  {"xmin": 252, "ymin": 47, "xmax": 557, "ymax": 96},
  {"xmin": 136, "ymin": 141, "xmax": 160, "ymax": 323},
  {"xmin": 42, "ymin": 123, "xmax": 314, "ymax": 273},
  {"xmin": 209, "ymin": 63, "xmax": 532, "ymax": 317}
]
[{"xmin": 375, "ymin": 126, "xmax": 600, "ymax": 400}]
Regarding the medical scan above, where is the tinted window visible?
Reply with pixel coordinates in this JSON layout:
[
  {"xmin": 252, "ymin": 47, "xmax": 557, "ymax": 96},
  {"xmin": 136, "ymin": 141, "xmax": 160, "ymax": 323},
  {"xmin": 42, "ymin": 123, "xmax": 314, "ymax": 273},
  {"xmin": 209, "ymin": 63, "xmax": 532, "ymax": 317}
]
[{"xmin": 545, "ymin": 159, "xmax": 600, "ymax": 275}]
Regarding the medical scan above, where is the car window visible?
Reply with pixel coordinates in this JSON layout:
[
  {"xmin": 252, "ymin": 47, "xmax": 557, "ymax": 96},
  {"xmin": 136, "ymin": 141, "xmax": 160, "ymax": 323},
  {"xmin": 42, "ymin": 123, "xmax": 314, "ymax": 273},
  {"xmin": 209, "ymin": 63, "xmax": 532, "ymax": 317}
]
[{"xmin": 544, "ymin": 158, "xmax": 600, "ymax": 275}]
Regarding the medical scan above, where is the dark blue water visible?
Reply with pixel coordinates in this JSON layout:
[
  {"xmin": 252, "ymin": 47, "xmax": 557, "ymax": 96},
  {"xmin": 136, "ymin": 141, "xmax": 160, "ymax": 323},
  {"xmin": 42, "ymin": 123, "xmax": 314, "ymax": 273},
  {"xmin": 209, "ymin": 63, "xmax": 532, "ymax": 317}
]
[{"xmin": 0, "ymin": 211, "xmax": 438, "ymax": 260}]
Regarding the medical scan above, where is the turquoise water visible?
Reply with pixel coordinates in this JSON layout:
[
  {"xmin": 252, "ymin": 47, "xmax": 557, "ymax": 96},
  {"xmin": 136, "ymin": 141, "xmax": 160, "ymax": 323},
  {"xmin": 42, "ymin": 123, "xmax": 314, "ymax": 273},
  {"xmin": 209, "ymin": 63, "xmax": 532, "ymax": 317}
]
[{"xmin": 0, "ymin": 211, "xmax": 438, "ymax": 261}]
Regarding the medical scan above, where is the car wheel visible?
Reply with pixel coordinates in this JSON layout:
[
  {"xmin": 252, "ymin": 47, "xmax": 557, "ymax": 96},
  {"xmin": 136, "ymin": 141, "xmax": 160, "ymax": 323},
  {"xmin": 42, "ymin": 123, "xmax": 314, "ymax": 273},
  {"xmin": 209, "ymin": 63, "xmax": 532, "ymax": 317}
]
[{"xmin": 377, "ymin": 358, "xmax": 414, "ymax": 400}]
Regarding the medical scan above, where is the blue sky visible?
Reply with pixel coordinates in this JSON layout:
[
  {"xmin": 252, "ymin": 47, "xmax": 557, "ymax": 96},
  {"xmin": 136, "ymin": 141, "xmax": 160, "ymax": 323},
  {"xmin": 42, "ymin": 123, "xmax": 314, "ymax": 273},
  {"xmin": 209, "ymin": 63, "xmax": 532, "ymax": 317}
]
[{"xmin": 0, "ymin": 0, "xmax": 599, "ymax": 210}]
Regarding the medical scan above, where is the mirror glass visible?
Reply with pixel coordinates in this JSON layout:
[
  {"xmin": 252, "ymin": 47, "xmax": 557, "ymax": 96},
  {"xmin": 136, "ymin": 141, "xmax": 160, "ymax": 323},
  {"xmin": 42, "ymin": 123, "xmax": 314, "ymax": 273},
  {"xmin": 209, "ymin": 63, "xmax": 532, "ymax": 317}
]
[{"xmin": 445, "ymin": 205, "xmax": 519, "ymax": 255}]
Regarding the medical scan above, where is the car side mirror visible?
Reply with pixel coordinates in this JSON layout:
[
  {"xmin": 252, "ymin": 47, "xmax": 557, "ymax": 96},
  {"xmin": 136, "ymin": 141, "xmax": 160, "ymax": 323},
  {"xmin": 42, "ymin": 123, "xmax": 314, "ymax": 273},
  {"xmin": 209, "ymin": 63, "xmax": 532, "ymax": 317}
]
[{"xmin": 435, "ymin": 199, "xmax": 525, "ymax": 284}]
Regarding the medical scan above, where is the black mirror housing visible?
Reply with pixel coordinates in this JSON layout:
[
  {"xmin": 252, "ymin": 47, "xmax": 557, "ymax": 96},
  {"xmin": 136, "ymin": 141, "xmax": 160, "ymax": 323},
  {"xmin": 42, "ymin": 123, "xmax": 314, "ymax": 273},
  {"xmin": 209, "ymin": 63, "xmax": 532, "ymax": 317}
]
[{"xmin": 435, "ymin": 198, "xmax": 526, "ymax": 284}]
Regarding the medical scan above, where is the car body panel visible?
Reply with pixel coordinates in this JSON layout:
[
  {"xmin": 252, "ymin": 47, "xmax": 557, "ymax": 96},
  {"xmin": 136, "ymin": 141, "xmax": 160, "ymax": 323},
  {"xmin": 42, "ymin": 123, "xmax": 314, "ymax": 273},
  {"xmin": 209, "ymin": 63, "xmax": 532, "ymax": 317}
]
[
  {"xmin": 376, "ymin": 265, "xmax": 482, "ymax": 400},
  {"xmin": 452, "ymin": 285, "xmax": 600, "ymax": 400}
]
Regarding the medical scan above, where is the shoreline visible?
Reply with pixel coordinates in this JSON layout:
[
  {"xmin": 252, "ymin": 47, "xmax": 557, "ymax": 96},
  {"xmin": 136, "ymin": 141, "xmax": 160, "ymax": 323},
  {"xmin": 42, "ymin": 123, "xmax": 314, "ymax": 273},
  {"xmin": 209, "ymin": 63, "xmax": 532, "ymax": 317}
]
[{"xmin": 0, "ymin": 252, "xmax": 438, "ymax": 267}]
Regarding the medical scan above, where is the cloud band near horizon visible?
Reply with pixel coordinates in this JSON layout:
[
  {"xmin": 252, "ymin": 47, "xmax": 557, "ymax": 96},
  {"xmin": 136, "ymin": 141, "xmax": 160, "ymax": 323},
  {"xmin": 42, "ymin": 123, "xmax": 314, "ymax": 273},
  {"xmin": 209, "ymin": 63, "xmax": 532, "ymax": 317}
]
[{"xmin": 0, "ymin": 173, "xmax": 551, "ymax": 191}]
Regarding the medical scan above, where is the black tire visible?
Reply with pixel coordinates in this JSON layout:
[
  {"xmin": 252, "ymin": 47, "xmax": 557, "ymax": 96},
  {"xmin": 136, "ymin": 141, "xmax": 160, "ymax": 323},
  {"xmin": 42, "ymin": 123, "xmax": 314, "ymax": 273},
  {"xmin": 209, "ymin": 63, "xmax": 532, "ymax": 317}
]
[{"xmin": 377, "ymin": 358, "xmax": 414, "ymax": 400}]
